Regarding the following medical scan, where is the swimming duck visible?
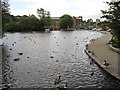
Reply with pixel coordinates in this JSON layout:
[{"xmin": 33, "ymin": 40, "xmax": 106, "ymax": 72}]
[
  {"xmin": 57, "ymin": 83, "xmax": 68, "ymax": 89},
  {"xmin": 85, "ymin": 44, "xmax": 88, "ymax": 47},
  {"xmin": 18, "ymin": 53, "xmax": 23, "ymax": 55},
  {"xmin": 85, "ymin": 44, "xmax": 88, "ymax": 49},
  {"xmin": 90, "ymin": 71, "xmax": 94, "ymax": 76},
  {"xmin": 76, "ymin": 43, "xmax": 78, "ymax": 45},
  {"xmin": 55, "ymin": 76, "xmax": 61, "ymax": 85},
  {"xmin": 90, "ymin": 59, "xmax": 94, "ymax": 65},
  {"xmin": 50, "ymin": 56, "xmax": 54, "ymax": 58},
  {"xmin": 9, "ymin": 48, "xmax": 12, "ymax": 50},
  {"xmin": 14, "ymin": 58, "xmax": 19, "ymax": 61}
]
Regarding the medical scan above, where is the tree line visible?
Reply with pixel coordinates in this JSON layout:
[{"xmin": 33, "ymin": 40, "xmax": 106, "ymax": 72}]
[
  {"xmin": 2, "ymin": 0, "xmax": 54, "ymax": 32},
  {"xmin": 2, "ymin": 0, "xmax": 74, "ymax": 32},
  {"xmin": 2, "ymin": 0, "xmax": 53, "ymax": 32}
]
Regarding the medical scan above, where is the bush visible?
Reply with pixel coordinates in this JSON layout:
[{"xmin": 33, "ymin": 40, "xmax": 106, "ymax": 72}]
[{"xmin": 114, "ymin": 36, "xmax": 118, "ymax": 44}]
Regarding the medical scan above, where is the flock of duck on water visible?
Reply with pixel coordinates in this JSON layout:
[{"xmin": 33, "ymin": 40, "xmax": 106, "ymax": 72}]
[
  {"xmin": 54, "ymin": 38, "xmax": 110, "ymax": 89},
  {"xmin": 3, "ymin": 34, "xmax": 110, "ymax": 89}
]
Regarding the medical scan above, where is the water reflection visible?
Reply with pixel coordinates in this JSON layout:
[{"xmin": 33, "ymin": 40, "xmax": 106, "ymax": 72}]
[{"xmin": 2, "ymin": 30, "xmax": 120, "ymax": 88}]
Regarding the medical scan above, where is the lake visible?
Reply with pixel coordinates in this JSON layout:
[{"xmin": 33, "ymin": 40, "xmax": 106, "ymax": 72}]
[{"xmin": 2, "ymin": 30, "xmax": 120, "ymax": 88}]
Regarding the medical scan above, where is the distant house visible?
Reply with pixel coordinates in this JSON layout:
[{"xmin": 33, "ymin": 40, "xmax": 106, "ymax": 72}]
[
  {"xmin": 51, "ymin": 17, "xmax": 60, "ymax": 30},
  {"xmin": 96, "ymin": 19, "xmax": 100, "ymax": 28},
  {"xmin": 51, "ymin": 16, "xmax": 83, "ymax": 30},
  {"xmin": 73, "ymin": 16, "xmax": 83, "ymax": 29}
]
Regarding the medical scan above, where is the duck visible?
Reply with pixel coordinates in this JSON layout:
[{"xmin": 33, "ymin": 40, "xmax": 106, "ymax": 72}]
[
  {"xmin": 9, "ymin": 48, "xmax": 12, "ymax": 50},
  {"xmin": 14, "ymin": 58, "xmax": 19, "ymax": 61},
  {"xmin": 90, "ymin": 59, "xmax": 94, "ymax": 65},
  {"xmin": 50, "ymin": 56, "xmax": 54, "ymax": 58},
  {"xmin": 76, "ymin": 43, "xmax": 78, "ymax": 45},
  {"xmin": 90, "ymin": 71, "xmax": 94, "ymax": 76},
  {"xmin": 88, "ymin": 50, "xmax": 91, "ymax": 53},
  {"xmin": 57, "ymin": 83, "xmax": 68, "ymax": 89},
  {"xmin": 91, "ymin": 39, "xmax": 95, "ymax": 41},
  {"xmin": 6, "ymin": 55, "xmax": 10, "ymax": 58},
  {"xmin": 85, "ymin": 44, "xmax": 88, "ymax": 47},
  {"xmin": 18, "ymin": 53, "xmax": 23, "ymax": 55},
  {"xmin": 55, "ymin": 76, "xmax": 61, "ymax": 85},
  {"xmin": 56, "ymin": 60, "xmax": 59, "ymax": 62},
  {"xmin": 103, "ymin": 60, "xmax": 110, "ymax": 69},
  {"xmin": 85, "ymin": 44, "xmax": 88, "ymax": 49},
  {"xmin": 91, "ymin": 51, "xmax": 95, "ymax": 55}
]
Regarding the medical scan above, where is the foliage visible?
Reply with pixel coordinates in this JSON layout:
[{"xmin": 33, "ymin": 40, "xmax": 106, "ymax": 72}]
[
  {"xmin": 101, "ymin": 0, "xmax": 120, "ymax": 47},
  {"xmin": 97, "ymin": 22, "xmax": 107, "ymax": 31},
  {"xmin": 2, "ymin": 0, "xmax": 11, "ymax": 27},
  {"xmin": 3, "ymin": 7, "xmax": 52, "ymax": 32},
  {"xmin": 37, "ymin": 8, "xmax": 50, "ymax": 18},
  {"xmin": 49, "ymin": 25, "xmax": 54, "ymax": 29},
  {"xmin": 114, "ymin": 35, "xmax": 118, "ymax": 44},
  {"xmin": 101, "ymin": 24, "xmax": 106, "ymax": 31},
  {"xmin": 83, "ymin": 21, "xmax": 89, "ymax": 27},
  {"xmin": 37, "ymin": 8, "xmax": 52, "ymax": 28},
  {"xmin": 41, "ymin": 17, "xmax": 52, "ymax": 28},
  {"xmin": 87, "ymin": 19, "xmax": 93, "ymax": 26},
  {"xmin": 3, "ymin": 15, "xmax": 45, "ymax": 32},
  {"xmin": 59, "ymin": 14, "xmax": 74, "ymax": 29}
]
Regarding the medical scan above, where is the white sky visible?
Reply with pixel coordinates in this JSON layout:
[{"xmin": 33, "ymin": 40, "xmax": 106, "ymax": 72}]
[{"xmin": 9, "ymin": 0, "xmax": 111, "ymax": 21}]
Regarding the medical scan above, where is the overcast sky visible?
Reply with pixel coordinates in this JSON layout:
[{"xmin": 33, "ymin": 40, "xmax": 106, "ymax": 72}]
[{"xmin": 9, "ymin": 0, "xmax": 111, "ymax": 21}]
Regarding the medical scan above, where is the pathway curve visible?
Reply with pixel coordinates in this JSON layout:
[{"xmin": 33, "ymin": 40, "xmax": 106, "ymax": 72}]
[{"xmin": 85, "ymin": 31, "xmax": 120, "ymax": 80}]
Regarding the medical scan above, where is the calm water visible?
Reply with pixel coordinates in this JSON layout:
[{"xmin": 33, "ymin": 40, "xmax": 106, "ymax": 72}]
[{"xmin": 2, "ymin": 30, "xmax": 120, "ymax": 88}]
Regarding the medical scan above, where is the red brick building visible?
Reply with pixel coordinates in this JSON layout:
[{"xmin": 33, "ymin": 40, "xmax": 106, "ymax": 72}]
[
  {"xmin": 73, "ymin": 16, "xmax": 83, "ymax": 29},
  {"xmin": 51, "ymin": 16, "xmax": 83, "ymax": 29}
]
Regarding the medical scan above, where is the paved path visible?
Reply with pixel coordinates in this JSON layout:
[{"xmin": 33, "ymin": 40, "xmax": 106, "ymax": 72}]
[{"xmin": 86, "ymin": 31, "xmax": 120, "ymax": 80}]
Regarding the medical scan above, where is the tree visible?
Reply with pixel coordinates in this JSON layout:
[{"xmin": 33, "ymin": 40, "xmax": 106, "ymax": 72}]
[
  {"xmin": 41, "ymin": 16, "xmax": 52, "ymax": 28},
  {"xmin": 37, "ymin": 8, "xmax": 50, "ymax": 18},
  {"xmin": 59, "ymin": 14, "xmax": 74, "ymax": 29},
  {"xmin": 87, "ymin": 19, "xmax": 93, "ymax": 26},
  {"xmin": 2, "ymin": 0, "xmax": 11, "ymax": 26},
  {"xmin": 37, "ymin": 8, "xmax": 52, "ymax": 28},
  {"xmin": 101, "ymin": 0, "xmax": 120, "ymax": 47}
]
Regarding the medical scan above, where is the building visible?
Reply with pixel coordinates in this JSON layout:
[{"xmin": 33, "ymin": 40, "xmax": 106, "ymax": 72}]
[
  {"xmin": 51, "ymin": 17, "xmax": 60, "ymax": 30},
  {"xmin": 96, "ymin": 19, "xmax": 100, "ymax": 28},
  {"xmin": 51, "ymin": 16, "xmax": 83, "ymax": 30},
  {"xmin": 73, "ymin": 16, "xmax": 83, "ymax": 29}
]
